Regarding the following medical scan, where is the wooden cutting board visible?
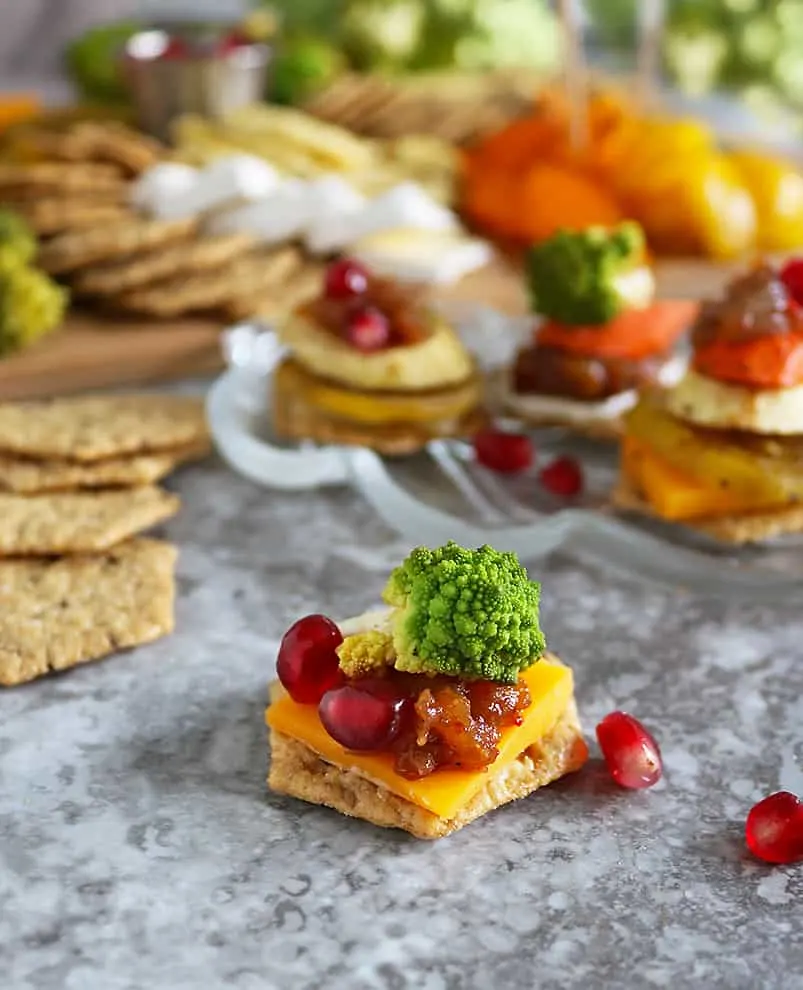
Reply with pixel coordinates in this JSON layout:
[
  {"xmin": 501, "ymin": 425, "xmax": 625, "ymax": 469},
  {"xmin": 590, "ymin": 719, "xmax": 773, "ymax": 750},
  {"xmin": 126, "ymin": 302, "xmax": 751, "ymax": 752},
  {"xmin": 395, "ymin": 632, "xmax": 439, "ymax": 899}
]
[{"xmin": 0, "ymin": 255, "xmax": 742, "ymax": 401}]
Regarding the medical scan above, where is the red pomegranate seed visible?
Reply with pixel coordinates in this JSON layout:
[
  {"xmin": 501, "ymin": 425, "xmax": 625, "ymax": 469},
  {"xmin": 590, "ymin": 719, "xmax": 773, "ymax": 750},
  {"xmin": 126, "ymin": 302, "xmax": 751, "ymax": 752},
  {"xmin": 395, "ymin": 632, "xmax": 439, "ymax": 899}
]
[
  {"xmin": 324, "ymin": 258, "xmax": 369, "ymax": 300},
  {"xmin": 276, "ymin": 614, "xmax": 343, "ymax": 704},
  {"xmin": 156, "ymin": 37, "xmax": 189, "ymax": 61},
  {"xmin": 745, "ymin": 791, "xmax": 803, "ymax": 865},
  {"xmin": 596, "ymin": 711, "xmax": 663, "ymax": 789},
  {"xmin": 319, "ymin": 679, "xmax": 412, "ymax": 751},
  {"xmin": 780, "ymin": 258, "xmax": 803, "ymax": 306},
  {"xmin": 473, "ymin": 428, "xmax": 534, "ymax": 474},
  {"xmin": 345, "ymin": 305, "xmax": 390, "ymax": 351},
  {"xmin": 539, "ymin": 456, "xmax": 583, "ymax": 497}
]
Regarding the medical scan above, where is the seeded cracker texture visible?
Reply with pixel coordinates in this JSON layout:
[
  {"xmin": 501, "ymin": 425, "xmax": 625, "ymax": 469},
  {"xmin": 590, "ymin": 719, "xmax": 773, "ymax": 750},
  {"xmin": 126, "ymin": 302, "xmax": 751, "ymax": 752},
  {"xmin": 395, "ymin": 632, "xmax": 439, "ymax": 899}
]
[
  {"xmin": 0, "ymin": 538, "xmax": 176, "ymax": 687},
  {"xmin": 0, "ymin": 395, "xmax": 208, "ymax": 462},
  {"xmin": 612, "ymin": 475, "xmax": 803, "ymax": 544},
  {"xmin": 0, "ymin": 487, "xmax": 180, "ymax": 556},
  {"xmin": 0, "ymin": 440, "xmax": 210, "ymax": 494},
  {"xmin": 267, "ymin": 680, "xmax": 588, "ymax": 840}
]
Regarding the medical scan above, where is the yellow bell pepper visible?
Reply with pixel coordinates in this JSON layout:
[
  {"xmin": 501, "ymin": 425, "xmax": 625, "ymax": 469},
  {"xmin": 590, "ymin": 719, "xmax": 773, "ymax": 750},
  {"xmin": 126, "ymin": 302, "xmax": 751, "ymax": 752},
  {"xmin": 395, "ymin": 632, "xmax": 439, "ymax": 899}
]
[{"xmin": 729, "ymin": 149, "xmax": 803, "ymax": 252}]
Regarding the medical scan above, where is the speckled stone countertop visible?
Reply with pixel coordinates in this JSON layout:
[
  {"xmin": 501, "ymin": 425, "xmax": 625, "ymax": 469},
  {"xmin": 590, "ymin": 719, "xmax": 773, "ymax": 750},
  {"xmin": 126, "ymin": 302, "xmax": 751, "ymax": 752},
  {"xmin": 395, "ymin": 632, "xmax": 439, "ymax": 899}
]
[{"xmin": 1, "ymin": 449, "xmax": 802, "ymax": 990}]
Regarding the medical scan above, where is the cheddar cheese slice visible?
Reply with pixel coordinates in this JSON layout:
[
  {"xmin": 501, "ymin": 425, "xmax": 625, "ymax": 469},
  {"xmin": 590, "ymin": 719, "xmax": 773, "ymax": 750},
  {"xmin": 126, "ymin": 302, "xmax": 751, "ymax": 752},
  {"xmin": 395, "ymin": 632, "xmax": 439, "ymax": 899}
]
[
  {"xmin": 267, "ymin": 660, "xmax": 574, "ymax": 820},
  {"xmin": 621, "ymin": 436, "xmax": 789, "ymax": 521}
]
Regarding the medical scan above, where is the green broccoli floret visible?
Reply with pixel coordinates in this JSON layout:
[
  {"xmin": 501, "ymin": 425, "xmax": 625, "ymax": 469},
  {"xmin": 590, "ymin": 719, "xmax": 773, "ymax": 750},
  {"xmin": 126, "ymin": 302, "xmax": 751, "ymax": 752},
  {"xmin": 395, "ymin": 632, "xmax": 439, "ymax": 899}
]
[
  {"xmin": 0, "ymin": 265, "xmax": 68, "ymax": 357},
  {"xmin": 0, "ymin": 209, "xmax": 36, "ymax": 273},
  {"xmin": 337, "ymin": 629, "xmax": 396, "ymax": 678},
  {"xmin": 381, "ymin": 542, "xmax": 545, "ymax": 683},
  {"xmin": 527, "ymin": 222, "xmax": 655, "ymax": 326}
]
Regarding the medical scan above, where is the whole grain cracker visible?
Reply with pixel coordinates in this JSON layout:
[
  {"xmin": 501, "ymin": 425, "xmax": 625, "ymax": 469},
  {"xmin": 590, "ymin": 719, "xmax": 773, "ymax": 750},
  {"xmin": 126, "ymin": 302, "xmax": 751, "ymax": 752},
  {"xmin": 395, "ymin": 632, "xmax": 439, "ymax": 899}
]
[
  {"xmin": 268, "ymin": 684, "xmax": 587, "ymax": 839},
  {"xmin": 0, "ymin": 394, "xmax": 208, "ymax": 462},
  {"xmin": 0, "ymin": 162, "xmax": 126, "ymax": 193},
  {"xmin": 222, "ymin": 260, "xmax": 322, "ymax": 321},
  {"xmin": 0, "ymin": 486, "xmax": 180, "ymax": 557},
  {"xmin": 611, "ymin": 476, "xmax": 803, "ymax": 545},
  {"xmin": 25, "ymin": 122, "xmax": 162, "ymax": 175},
  {"xmin": 117, "ymin": 246, "xmax": 301, "ymax": 317},
  {"xmin": 272, "ymin": 357, "xmax": 488, "ymax": 456},
  {"xmin": 0, "ymin": 538, "xmax": 176, "ymax": 687},
  {"xmin": 37, "ymin": 217, "xmax": 198, "ymax": 275},
  {"xmin": 11, "ymin": 200, "xmax": 134, "ymax": 237},
  {"xmin": 72, "ymin": 233, "xmax": 256, "ymax": 296},
  {"xmin": 0, "ymin": 185, "xmax": 128, "ymax": 206},
  {"xmin": 0, "ymin": 439, "xmax": 210, "ymax": 494}
]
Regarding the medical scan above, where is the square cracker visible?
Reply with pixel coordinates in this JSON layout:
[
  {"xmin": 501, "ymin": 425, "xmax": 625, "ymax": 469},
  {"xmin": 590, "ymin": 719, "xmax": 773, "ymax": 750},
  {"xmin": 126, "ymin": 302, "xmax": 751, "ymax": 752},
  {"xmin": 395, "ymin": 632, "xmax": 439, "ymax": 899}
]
[
  {"xmin": 0, "ymin": 486, "xmax": 179, "ymax": 556},
  {"xmin": 0, "ymin": 395, "xmax": 208, "ymax": 462},
  {"xmin": 0, "ymin": 538, "xmax": 176, "ymax": 687},
  {"xmin": 612, "ymin": 476, "xmax": 803, "ymax": 545},
  {"xmin": 0, "ymin": 439, "xmax": 210, "ymax": 494},
  {"xmin": 268, "ymin": 695, "xmax": 588, "ymax": 839}
]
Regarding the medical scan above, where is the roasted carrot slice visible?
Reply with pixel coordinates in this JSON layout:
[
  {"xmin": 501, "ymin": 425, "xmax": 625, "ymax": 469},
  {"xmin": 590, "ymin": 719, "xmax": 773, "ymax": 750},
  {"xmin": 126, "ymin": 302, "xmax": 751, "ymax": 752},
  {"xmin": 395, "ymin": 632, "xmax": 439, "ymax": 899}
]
[{"xmin": 536, "ymin": 300, "xmax": 698, "ymax": 361}]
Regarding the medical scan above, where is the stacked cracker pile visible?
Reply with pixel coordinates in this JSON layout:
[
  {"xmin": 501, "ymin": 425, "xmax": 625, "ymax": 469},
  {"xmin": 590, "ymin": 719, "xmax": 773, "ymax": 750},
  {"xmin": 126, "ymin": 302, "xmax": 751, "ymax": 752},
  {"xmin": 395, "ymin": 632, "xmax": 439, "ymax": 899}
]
[
  {"xmin": 302, "ymin": 70, "xmax": 541, "ymax": 145},
  {"xmin": 0, "ymin": 393, "xmax": 210, "ymax": 687},
  {"xmin": 0, "ymin": 119, "xmax": 320, "ymax": 323}
]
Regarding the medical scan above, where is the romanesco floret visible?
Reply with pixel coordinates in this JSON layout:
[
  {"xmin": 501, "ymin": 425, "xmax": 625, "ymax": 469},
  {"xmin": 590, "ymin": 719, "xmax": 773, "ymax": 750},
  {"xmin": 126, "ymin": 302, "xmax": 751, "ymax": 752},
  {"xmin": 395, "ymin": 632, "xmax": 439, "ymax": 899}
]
[
  {"xmin": 337, "ymin": 629, "xmax": 396, "ymax": 678},
  {"xmin": 0, "ymin": 209, "xmax": 36, "ymax": 273},
  {"xmin": 527, "ymin": 222, "xmax": 654, "ymax": 326},
  {"xmin": 0, "ymin": 265, "xmax": 68, "ymax": 357},
  {"xmin": 381, "ymin": 542, "xmax": 545, "ymax": 683}
]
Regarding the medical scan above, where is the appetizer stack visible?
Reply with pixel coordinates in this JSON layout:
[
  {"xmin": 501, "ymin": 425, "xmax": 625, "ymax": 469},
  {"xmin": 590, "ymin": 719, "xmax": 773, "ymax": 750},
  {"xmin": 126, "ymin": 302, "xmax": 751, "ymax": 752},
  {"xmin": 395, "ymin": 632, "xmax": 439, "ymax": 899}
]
[
  {"xmin": 273, "ymin": 257, "xmax": 485, "ymax": 454},
  {"xmin": 0, "ymin": 394, "xmax": 209, "ymax": 687},
  {"xmin": 267, "ymin": 542, "xmax": 588, "ymax": 839},
  {"xmin": 506, "ymin": 224, "xmax": 696, "ymax": 437},
  {"xmin": 616, "ymin": 261, "xmax": 803, "ymax": 543}
]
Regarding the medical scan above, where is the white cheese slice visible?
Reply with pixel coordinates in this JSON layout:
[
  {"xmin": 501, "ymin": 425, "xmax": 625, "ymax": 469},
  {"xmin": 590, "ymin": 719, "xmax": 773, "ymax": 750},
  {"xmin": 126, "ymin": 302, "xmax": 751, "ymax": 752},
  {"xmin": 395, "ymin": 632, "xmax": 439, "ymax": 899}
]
[
  {"xmin": 350, "ymin": 228, "xmax": 493, "ymax": 285},
  {"xmin": 151, "ymin": 154, "xmax": 282, "ymax": 221},
  {"xmin": 205, "ymin": 179, "xmax": 312, "ymax": 244},
  {"xmin": 129, "ymin": 162, "xmax": 199, "ymax": 216},
  {"xmin": 343, "ymin": 182, "xmax": 459, "ymax": 246},
  {"xmin": 303, "ymin": 175, "xmax": 368, "ymax": 255}
]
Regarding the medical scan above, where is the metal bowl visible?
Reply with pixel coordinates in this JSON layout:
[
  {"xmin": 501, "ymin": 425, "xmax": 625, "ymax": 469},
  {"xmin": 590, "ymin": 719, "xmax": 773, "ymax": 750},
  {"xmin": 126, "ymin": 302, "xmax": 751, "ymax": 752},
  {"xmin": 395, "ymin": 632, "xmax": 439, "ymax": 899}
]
[{"xmin": 122, "ymin": 30, "xmax": 272, "ymax": 142}]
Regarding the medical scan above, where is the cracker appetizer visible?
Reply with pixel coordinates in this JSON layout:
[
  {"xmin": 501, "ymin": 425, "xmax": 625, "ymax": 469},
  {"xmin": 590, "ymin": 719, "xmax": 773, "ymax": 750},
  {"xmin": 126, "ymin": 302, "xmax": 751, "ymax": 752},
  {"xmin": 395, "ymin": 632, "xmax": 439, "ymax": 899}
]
[
  {"xmin": 615, "ymin": 260, "xmax": 803, "ymax": 543},
  {"xmin": 267, "ymin": 542, "xmax": 588, "ymax": 839},
  {"xmin": 273, "ymin": 259, "xmax": 485, "ymax": 455},
  {"xmin": 505, "ymin": 223, "xmax": 697, "ymax": 437}
]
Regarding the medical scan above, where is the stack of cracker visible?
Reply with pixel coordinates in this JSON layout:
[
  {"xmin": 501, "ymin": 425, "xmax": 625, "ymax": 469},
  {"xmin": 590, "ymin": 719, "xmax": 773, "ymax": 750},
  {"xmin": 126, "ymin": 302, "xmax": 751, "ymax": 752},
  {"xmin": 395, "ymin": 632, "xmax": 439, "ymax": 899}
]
[
  {"xmin": 0, "ymin": 119, "xmax": 320, "ymax": 323},
  {"xmin": 0, "ymin": 393, "xmax": 210, "ymax": 687}
]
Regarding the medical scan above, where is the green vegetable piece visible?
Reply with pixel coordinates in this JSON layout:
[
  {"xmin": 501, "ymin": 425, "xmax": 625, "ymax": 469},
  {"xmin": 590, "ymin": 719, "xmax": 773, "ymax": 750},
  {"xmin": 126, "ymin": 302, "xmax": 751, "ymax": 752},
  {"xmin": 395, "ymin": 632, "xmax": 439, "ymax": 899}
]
[
  {"xmin": 0, "ymin": 265, "xmax": 69, "ymax": 357},
  {"xmin": 526, "ymin": 222, "xmax": 653, "ymax": 326},
  {"xmin": 271, "ymin": 35, "xmax": 348, "ymax": 105},
  {"xmin": 382, "ymin": 542, "xmax": 545, "ymax": 683},
  {"xmin": 0, "ymin": 210, "xmax": 36, "ymax": 273},
  {"xmin": 64, "ymin": 21, "xmax": 140, "ymax": 104},
  {"xmin": 337, "ymin": 629, "xmax": 396, "ymax": 678}
]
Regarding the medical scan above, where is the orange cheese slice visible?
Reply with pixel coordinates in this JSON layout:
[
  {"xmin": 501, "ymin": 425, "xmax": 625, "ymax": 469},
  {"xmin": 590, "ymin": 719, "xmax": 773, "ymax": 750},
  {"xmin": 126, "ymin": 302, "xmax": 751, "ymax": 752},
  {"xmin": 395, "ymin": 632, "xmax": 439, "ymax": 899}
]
[
  {"xmin": 621, "ymin": 436, "xmax": 789, "ymax": 521},
  {"xmin": 266, "ymin": 660, "xmax": 574, "ymax": 820}
]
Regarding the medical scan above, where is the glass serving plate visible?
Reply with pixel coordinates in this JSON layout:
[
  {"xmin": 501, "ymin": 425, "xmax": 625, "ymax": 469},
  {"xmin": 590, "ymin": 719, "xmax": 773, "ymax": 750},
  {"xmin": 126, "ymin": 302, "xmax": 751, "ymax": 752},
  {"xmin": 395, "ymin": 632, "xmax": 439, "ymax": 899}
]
[{"xmin": 207, "ymin": 315, "xmax": 803, "ymax": 601}]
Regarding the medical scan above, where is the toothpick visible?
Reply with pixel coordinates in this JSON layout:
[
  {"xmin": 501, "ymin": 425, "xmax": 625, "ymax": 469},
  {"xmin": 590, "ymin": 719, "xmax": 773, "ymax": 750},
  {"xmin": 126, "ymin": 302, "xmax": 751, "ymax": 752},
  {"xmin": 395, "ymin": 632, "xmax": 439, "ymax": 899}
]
[
  {"xmin": 558, "ymin": 0, "xmax": 589, "ymax": 155},
  {"xmin": 637, "ymin": 0, "xmax": 666, "ymax": 111}
]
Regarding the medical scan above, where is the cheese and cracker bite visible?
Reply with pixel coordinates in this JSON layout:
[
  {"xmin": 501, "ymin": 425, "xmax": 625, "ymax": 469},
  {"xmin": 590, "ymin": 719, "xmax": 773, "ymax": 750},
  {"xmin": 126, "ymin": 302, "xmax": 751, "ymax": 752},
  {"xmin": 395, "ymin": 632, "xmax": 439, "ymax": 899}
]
[
  {"xmin": 615, "ymin": 260, "xmax": 803, "ymax": 543},
  {"xmin": 272, "ymin": 259, "xmax": 485, "ymax": 454},
  {"xmin": 266, "ymin": 542, "xmax": 588, "ymax": 839},
  {"xmin": 505, "ymin": 223, "xmax": 697, "ymax": 437}
]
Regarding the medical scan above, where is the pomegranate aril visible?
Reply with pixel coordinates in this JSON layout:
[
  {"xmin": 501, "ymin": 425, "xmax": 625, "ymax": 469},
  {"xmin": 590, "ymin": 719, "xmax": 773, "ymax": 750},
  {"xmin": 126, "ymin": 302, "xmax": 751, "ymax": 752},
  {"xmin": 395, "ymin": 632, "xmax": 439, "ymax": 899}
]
[
  {"xmin": 539, "ymin": 456, "xmax": 583, "ymax": 496},
  {"xmin": 596, "ymin": 711, "xmax": 662, "ymax": 789},
  {"xmin": 276, "ymin": 613, "xmax": 343, "ymax": 704},
  {"xmin": 319, "ymin": 681, "xmax": 412, "ymax": 751},
  {"xmin": 745, "ymin": 791, "xmax": 803, "ymax": 865},
  {"xmin": 780, "ymin": 258, "xmax": 803, "ymax": 306},
  {"xmin": 324, "ymin": 258, "xmax": 369, "ymax": 300},
  {"xmin": 345, "ymin": 305, "xmax": 390, "ymax": 351},
  {"xmin": 473, "ymin": 428, "xmax": 534, "ymax": 474}
]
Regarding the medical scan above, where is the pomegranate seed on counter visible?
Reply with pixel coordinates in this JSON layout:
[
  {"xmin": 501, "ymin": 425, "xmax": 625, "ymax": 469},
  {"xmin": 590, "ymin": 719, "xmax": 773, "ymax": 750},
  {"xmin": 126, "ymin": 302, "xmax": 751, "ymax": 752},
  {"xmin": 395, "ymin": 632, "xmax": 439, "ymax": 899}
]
[
  {"xmin": 539, "ymin": 455, "xmax": 583, "ymax": 497},
  {"xmin": 596, "ymin": 711, "xmax": 663, "ymax": 789},
  {"xmin": 745, "ymin": 791, "xmax": 803, "ymax": 865},
  {"xmin": 276, "ymin": 613, "xmax": 344, "ymax": 704},
  {"xmin": 324, "ymin": 258, "xmax": 369, "ymax": 300},
  {"xmin": 345, "ymin": 305, "xmax": 391, "ymax": 351},
  {"xmin": 472, "ymin": 428, "xmax": 534, "ymax": 474},
  {"xmin": 319, "ymin": 679, "xmax": 413, "ymax": 752}
]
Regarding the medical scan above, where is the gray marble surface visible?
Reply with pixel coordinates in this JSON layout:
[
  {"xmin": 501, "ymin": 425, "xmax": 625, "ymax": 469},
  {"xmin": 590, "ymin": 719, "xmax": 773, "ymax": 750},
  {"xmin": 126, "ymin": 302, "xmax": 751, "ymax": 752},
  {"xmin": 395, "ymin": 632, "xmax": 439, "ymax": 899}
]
[{"xmin": 1, "ymin": 447, "xmax": 802, "ymax": 990}]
